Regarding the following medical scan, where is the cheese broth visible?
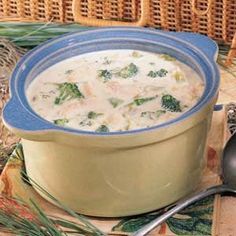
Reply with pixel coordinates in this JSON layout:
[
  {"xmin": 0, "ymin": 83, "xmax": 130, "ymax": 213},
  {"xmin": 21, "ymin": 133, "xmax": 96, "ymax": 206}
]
[{"xmin": 26, "ymin": 50, "xmax": 204, "ymax": 132}]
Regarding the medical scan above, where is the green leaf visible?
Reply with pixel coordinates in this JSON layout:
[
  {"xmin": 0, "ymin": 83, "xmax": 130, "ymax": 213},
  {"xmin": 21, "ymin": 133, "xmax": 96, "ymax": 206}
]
[
  {"xmin": 178, "ymin": 196, "xmax": 214, "ymax": 218},
  {"xmin": 0, "ymin": 143, "xmax": 19, "ymax": 164},
  {"xmin": 54, "ymin": 82, "xmax": 84, "ymax": 105},
  {"xmin": 108, "ymin": 97, "xmax": 124, "ymax": 108},
  {"xmin": 52, "ymin": 217, "xmax": 95, "ymax": 235},
  {"xmin": 112, "ymin": 212, "xmax": 163, "ymax": 233},
  {"xmin": 117, "ymin": 63, "xmax": 138, "ymax": 78},
  {"xmin": 29, "ymin": 200, "xmax": 63, "ymax": 235},
  {"xmin": 0, "ymin": 22, "xmax": 91, "ymax": 48},
  {"xmin": 112, "ymin": 196, "xmax": 214, "ymax": 235},
  {"xmin": 167, "ymin": 217, "xmax": 212, "ymax": 235},
  {"xmin": 95, "ymin": 125, "xmax": 109, "ymax": 133},
  {"xmin": 21, "ymin": 174, "xmax": 106, "ymax": 236},
  {"xmin": 166, "ymin": 196, "xmax": 214, "ymax": 235}
]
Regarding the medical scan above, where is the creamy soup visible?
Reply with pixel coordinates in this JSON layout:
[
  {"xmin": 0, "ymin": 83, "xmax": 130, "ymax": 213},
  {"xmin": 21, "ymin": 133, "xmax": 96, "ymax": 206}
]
[{"xmin": 27, "ymin": 50, "xmax": 204, "ymax": 132}]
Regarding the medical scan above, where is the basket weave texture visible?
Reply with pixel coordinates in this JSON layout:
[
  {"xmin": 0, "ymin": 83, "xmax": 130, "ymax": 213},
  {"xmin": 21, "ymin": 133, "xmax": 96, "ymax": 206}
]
[{"xmin": 0, "ymin": 0, "xmax": 236, "ymax": 43}]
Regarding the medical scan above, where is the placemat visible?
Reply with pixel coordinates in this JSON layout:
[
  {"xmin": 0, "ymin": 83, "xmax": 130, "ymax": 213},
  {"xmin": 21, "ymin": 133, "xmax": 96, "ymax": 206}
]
[{"xmin": 0, "ymin": 105, "xmax": 226, "ymax": 235}]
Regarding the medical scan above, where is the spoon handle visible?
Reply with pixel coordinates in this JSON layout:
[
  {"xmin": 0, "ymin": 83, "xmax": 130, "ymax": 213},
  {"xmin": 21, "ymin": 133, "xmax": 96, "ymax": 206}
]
[{"xmin": 133, "ymin": 184, "xmax": 232, "ymax": 236}]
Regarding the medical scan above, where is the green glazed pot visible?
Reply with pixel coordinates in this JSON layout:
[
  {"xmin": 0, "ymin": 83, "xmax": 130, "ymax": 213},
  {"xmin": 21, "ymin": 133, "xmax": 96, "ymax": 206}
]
[{"xmin": 2, "ymin": 27, "xmax": 220, "ymax": 217}]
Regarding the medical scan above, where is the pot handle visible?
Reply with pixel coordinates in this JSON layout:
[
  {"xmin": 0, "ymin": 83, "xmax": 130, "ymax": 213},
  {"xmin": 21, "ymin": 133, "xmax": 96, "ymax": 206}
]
[
  {"xmin": 167, "ymin": 32, "xmax": 218, "ymax": 61},
  {"xmin": 2, "ymin": 97, "xmax": 55, "ymax": 140}
]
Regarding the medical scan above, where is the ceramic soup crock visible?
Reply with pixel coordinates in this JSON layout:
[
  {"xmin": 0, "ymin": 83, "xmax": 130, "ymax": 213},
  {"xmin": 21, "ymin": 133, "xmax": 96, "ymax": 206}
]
[{"xmin": 2, "ymin": 27, "xmax": 220, "ymax": 217}]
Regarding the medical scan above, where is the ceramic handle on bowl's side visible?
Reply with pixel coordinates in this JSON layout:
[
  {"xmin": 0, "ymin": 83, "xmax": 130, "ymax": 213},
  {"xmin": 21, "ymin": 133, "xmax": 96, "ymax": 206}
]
[
  {"xmin": 2, "ymin": 97, "xmax": 55, "ymax": 140},
  {"xmin": 167, "ymin": 32, "xmax": 218, "ymax": 62}
]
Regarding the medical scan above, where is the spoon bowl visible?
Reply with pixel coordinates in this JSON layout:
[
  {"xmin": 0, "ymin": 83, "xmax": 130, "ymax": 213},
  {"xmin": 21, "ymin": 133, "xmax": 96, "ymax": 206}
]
[{"xmin": 222, "ymin": 133, "xmax": 236, "ymax": 188}]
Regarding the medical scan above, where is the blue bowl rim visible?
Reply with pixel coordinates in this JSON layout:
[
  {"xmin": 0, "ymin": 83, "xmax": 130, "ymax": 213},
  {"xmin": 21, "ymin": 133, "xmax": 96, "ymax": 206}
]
[{"xmin": 7, "ymin": 27, "xmax": 220, "ymax": 136}]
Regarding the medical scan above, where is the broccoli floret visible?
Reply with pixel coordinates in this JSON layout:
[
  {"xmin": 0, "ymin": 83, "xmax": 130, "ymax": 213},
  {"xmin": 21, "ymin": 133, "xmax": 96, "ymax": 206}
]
[
  {"xmin": 161, "ymin": 94, "xmax": 182, "ymax": 112},
  {"xmin": 108, "ymin": 97, "xmax": 124, "ymax": 108},
  {"xmin": 156, "ymin": 68, "xmax": 168, "ymax": 77},
  {"xmin": 117, "ymin": 63, "xmax": 138, "ymax": 78},
  {"xmin": 54, "ymin": 82, "xmax": 84, "ymax": 105},
  {"xmin": 98, "ymin": 69, "xmax": 112, "ymax": 82},
  {"xmin": 87, "ymin": 111, "xmax": 103, "ymax": 119},
  {"xmin": 147, "ymin": 71, "xmax": 156, "ymax": 78},
  {"xmin": 53, "ymin": 118, "xmax": 69, "ymax": 126},
  {"xmin": 95, "ymin": 125, "xmax": 109, "ymax": 133},
  {"xmin": 147, "ymin": 68, "xmax": 168, "ymax": 78},
  {"xmin": 133, "ymin": 96, "xmax": 157, "ymax": 106}
]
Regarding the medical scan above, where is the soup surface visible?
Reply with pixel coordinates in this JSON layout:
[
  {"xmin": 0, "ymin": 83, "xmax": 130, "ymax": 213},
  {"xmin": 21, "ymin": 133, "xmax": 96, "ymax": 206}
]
[{"xmin": 27, "ymin": 50, "xmax": 204, "ymax": 132}]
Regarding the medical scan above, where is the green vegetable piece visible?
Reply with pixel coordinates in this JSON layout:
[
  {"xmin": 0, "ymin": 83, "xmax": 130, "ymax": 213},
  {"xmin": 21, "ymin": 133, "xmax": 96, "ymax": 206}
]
[
  {"xmin": 160, "ymin": 54, "xmax": 176, "ymax": 61},
  {"xmin": 141, "ymin": 111, "xmax": 155, "ymax": 119},
  {"xmin": 156, "ymin": 109, "xmax": 166, "ymax": 117},
  {"xmin": 103, "ymin": 57, "xmax": 112, "ymax": 65},
  {"xmin": 133, "ymin": 96, "xmax": 157, "ymax": 106},
  {"xmin": 98, "ymin": 69, "xmax": 112, "ymax": 82},
  {"xmin": 95, "ymin": 125, "xmax": 109, "ymax": 133},
  {"xmin": 53, "ymin": 118, "xmax": 69, "ymax": 126},
  {"xmin": 132, "ymin": 51, "xmax": 142, "ymax": 58},
  {"xmin": 157, "ymin": 68, "xmax": 168, "ymax": 77},
  {"xmin": 147, "ymin": 68, "xmax": 168, "ymax": 78},
  {"xmin": 54, "ymin": 82, "xmax": 84, "ymax": 105},
  {"xmin": 173, "ymin": 71, "xmax": 185, "ymax": 82},
  {"xmin": 87, "ymin": 111, "xmax": 103, "ymax": 119},
  {"xmin": 65, "ymin": 69, "xmax": 73, "ymax": 75},
  {"xmin": 108, "ymin": 97, "xmax": 124, "ymax": 108},
  {"xmin": 161, "ymin": 94, "xmax": 182, "ymax": 112},
  {"xmin": 79, "ymin": 119, "xmax": 92, "ymax": 127},
  {"xmin": 141, "ymin": 110, "xmax": 166, "ymax": 120},
  {"xmin": 117, "ymin": 63, "xmax": 138, "ymax": 78},
  {"xmin": 147, "ymin": 71, "xmax": 157, "ymax": 78}
]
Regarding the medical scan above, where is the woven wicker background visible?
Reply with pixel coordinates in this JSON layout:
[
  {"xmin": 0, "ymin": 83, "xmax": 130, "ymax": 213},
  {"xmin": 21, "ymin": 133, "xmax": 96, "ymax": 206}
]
[{"xmin": 0, "ymin": 0, "xmax": 235, "ymax": 43}]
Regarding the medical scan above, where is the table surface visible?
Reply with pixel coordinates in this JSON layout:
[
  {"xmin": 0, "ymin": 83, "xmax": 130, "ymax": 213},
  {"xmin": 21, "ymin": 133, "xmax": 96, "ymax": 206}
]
[{"xmin": 214, "ymin": 67, "xmax": 236, "ymax": 236}]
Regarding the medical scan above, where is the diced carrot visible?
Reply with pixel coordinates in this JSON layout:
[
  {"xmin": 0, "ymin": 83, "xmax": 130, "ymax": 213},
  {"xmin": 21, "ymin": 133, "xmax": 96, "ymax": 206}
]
[{"xmin": 82, "ymin": 82, "xmax": 94, "ymax": 97}]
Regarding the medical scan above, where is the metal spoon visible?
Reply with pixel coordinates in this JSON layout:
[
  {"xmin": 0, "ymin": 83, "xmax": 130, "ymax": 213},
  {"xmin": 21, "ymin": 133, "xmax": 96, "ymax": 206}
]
[{"xmin": 133, "ymin": 132, "xmax": 236, "ymax": 236}]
